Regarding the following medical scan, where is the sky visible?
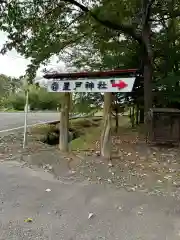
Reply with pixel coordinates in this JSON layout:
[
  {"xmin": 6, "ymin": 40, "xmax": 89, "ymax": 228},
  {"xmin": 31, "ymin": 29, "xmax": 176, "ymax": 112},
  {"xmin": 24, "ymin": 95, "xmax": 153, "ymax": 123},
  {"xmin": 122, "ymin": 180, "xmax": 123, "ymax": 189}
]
[{"xmin": 0, "ymin": 31, "xmax": 66, "ymax": 79}]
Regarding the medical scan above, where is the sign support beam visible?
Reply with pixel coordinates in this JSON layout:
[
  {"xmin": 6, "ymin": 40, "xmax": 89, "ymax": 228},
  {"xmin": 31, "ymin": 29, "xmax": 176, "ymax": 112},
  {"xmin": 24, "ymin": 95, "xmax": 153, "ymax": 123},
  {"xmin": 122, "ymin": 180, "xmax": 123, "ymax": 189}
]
[{"xmin": 59, "ymin": 92, "xmax": 70, "ymax": 152}]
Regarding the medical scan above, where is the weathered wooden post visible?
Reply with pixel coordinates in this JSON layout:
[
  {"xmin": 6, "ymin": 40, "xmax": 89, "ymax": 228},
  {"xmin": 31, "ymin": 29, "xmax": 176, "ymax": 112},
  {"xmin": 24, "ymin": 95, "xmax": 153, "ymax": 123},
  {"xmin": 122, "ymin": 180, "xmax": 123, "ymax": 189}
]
[
  {"xmin": 100, "ymin": 92, "xmax": 112, "ymax": 159},
  {"xmin": 59, "ymin": 92, "xmax": 70, "ymax": 152}
]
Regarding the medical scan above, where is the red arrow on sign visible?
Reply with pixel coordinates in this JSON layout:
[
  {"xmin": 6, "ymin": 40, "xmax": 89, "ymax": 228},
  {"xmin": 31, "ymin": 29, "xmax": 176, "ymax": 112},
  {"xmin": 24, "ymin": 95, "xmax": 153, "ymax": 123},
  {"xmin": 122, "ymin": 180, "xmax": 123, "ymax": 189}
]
[{"xmin": 111, "ymin": 80, "xmax": 128, "ymax": 89}]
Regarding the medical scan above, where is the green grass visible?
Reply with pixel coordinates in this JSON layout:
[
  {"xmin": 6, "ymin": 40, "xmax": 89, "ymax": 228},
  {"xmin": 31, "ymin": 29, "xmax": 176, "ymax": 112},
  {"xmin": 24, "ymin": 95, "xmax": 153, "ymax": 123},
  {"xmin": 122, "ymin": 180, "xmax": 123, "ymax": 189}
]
[
  {"xmin": 31, "ymin": 115, "xmax": 133, "ymax": 151},
  {"xmin": 70, "ymin": 115, "xmax": 137, "ymax": 151},
  {"xmin": 94, "ymin": 111, "xmax": 103, "ymax": 116},
  {"xmin": 70, "ymin": 125, "xmax": 101, "ymax": 151},
  {"xmin": 0, "ymin": 108, "xmax": 22, "ymax": 112},
  {"xmin": 30, "ymin": 123, "xmax": 57, "ymax": 135},
  {"xmin": 31, "ymin": 116, "xmax": 102, "ymax": 148},
  {"xmin": 69, "ymin": 117, "xmax": 102, "ymax": 151}
]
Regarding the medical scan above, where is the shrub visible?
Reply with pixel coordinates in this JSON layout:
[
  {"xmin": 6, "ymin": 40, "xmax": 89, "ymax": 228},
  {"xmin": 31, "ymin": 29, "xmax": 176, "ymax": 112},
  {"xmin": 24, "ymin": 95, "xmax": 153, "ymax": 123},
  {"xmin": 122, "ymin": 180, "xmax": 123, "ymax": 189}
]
[
  {"xmin": 3, "ymin": 86, "xmax": 61, "ymax": 111},
  {"xmin": 3, "ymin": 93, "xmax": 25, "ymax": 110}
]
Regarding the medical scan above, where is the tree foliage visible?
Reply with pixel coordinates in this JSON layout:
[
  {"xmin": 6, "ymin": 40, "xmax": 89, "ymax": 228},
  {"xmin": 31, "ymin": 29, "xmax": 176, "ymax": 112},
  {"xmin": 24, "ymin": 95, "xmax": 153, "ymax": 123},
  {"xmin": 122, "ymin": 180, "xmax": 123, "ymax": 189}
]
[
  {"xmin": 73, "ymin": 93, "xmax": 103, "ymax": 114},
  {"xmin": 1, "ymin": 0, "xmax": 180, "ymax": 112},
  {"xmin": 2, "ymin": 84, "xmax": 62, "ymax": 110},
  {"xmin": 0, "ymin": 74, "xmax": 20, "ymax": 97},
  {"xmin": 0, "ymin": 0, "xmax": 175, "ymax": 75}
]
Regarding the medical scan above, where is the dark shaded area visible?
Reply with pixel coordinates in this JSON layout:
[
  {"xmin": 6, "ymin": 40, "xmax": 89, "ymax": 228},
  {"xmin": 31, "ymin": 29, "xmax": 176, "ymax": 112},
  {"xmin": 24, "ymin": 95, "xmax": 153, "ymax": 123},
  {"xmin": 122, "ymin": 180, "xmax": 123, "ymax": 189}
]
[
  {"xmin": 41, "ymin": 117, "xmax": 102, "ymax": 146},
  {"xmin": 147, "ymin": 108, "xmax": 180, "ymax": 145},
  {"xmin": 41, "ymin": 127, "xmax": 79, "ymax": 145}
]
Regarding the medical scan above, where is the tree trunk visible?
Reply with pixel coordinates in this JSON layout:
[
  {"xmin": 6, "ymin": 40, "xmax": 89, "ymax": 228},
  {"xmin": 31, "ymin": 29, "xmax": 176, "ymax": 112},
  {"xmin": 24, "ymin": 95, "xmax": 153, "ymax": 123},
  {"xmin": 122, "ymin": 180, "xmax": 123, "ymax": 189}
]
[
  {"xmin": 129, "ymin": 107, "xmax": 132, "ymax": 121},
  {"xmin": 139, "ymin": 107, "xmax": 144, "ymax": 123},
  {"xmin": 100, "ymin": 93, "xmax": 112, "ymax": 159},
  {"xmin": 131, "ymin": 105, "xmax": 135, "ymax": 128},
  {"xmin": 136, "ymin": 104, "xmax": 139, "ymax": 125},
  {"xmin": 141, "ymin": 0, "xmax": 153, "ymax": 119},
  {"xmin": 143, "ymin": 41, "xmax": 153, "ymax": 116},
  {"xmin": 59, "ymin": 92, "xmax": 70, "ymax": 152},
  {"xmin": 144, "ymin": 65, "xmax": 152, "ymax": 113}
]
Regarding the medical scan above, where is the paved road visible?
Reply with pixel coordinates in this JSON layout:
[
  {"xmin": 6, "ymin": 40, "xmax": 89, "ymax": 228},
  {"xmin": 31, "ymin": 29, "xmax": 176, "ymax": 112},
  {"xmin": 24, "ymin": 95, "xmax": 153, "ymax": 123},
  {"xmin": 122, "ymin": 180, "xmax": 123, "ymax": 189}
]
[
  {"xmin": 0, "ymin": 112, "xmax": 60, "ymax": 132},
  {"xmin": 0, "ymin": 160, "xmax": 180, "ymax": 239}
]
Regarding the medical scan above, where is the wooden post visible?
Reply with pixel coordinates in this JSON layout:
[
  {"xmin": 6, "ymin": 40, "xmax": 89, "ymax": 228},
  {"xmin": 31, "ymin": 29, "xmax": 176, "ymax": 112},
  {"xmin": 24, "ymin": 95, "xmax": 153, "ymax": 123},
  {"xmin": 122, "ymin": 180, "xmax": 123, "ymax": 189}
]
[
  {"xmin": 59, "ymin": 92, "xmax": 70, "ymax": 152},
  {"xmin": 100, "ymin": 93, "xmax": 112, "ymax": 159},
  {"xmin": 115, "ymin": 95, "xmax": 119, "ymax": 133}
]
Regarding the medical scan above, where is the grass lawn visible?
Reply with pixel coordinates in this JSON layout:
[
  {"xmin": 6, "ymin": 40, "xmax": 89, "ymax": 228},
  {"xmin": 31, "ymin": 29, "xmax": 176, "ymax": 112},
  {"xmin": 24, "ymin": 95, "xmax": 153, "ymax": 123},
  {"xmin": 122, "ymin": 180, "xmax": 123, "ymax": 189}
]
[
  {"xmin": 69, "ymin": 117, "xmax": 102, "ymax": 151},
  {"xmin": 70, "ymin": 115, "xmax": 131, "ymax": 151}
]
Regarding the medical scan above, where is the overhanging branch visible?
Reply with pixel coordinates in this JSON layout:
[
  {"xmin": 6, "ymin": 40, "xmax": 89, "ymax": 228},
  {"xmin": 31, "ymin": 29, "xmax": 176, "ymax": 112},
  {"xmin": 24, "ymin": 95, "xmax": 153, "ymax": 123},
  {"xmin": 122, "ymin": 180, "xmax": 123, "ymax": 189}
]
[
  {"xmin": 153, "ymin": 9, "xmax": 180, "ymax": 19},
  {"xmin": 62, "ymin": 0, "xmax": 142, "ymax": 43},
  {"xmin": 169, "ymin": 10, "xmax": 180, "ymax": 18},
  {"xmin": 144, "ymin": 0, "xmax": 156, "ymax": 24}
]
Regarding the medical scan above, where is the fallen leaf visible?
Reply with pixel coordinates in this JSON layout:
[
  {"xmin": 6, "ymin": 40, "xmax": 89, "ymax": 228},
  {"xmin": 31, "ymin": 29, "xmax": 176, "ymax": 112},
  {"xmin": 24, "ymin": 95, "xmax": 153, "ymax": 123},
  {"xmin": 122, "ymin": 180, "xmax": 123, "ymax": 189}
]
[
  {"xmin": 88, "ymin": 212, "xmax": 94, "ymax": 219},
  {"xmin": 107, "ymin": 178, "xmax": 112, "ymax": 183},
  {"xmin": 108, "ymin": 162, "xmax": 113, "ymax": 167},
  {"xmin": 117, "ymin": 206, "xmax": 122, "ymax": 210},
  {"xmin": 95, "ymin": 151, "xmax": 100, "ymax": 156},
  {"xmin": 24, "ymin": 218, "xmax": 33, "ymax": 223},
  {"xmin": 164, "ymin": 175, "xmax": 172, "ymax": 180},
  {"xmin": 45, "ymin": 188, "xmax": 51, "ymax": 192},
  {"xmin": 127, "ymin": 153, "xmax": 132, "ymax": 156},
  {"xmin": 130, "ymin": 187, "xmax": 136, "ymax": 192}
]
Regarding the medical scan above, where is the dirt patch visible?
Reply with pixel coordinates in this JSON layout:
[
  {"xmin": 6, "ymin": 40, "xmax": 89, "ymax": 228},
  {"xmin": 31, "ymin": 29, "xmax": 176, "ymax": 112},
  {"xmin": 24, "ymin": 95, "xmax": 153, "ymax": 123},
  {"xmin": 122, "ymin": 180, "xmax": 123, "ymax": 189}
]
[{"xmin": 72, "ymin": 121, "xmax": 180, "ymax": 198}]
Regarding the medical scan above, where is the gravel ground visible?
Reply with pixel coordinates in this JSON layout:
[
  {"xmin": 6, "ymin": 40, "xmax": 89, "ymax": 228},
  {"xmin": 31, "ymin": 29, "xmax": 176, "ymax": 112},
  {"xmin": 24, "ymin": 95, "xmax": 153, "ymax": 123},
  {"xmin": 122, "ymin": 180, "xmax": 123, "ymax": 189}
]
[
  {"xmin": 1, "ymin": 130, "xmax": 180, "ymax": 199},
  {"xmin": 2, "ymin": 131, "xmax": 180, "ymax": 238},
  {"xmin": 1, "ymin": 160, "xmax": 180, "ymax": 239}
]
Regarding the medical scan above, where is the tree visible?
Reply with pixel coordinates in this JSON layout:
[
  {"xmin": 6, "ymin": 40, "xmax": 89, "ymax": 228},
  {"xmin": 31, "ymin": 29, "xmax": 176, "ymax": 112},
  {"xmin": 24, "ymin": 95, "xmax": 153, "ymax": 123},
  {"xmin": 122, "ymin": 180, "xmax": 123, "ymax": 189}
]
[
  {"xmin": 0, "ymin": 74, "xmax": 10, "ymax": 97},
  {"xmin": 0, "ymin": 0, "xmax": 155, "ymax": 114},
  {"xmin": 0, "ymin": 74, "xmax": 18, "ymax": 97},
  {"xmin": 2, "ymin": 83, "xmax": 62, "ymax": 110},
  {"xmin": 73, "ymin": 93, "xmax": 103, "ymax": 114},
  {"xmin": 1, "ymin": 0, "xmax": 180, "ymax": 156},
  {"xmin": 0, "ymin": 74, "xmax": 22, "ymax": 108}
]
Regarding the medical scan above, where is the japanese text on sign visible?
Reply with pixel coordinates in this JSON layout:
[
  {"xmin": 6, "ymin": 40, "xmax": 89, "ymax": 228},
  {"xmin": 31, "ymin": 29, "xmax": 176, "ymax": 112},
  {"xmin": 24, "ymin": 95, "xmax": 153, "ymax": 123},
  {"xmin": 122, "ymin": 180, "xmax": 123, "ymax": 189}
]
[{"xmin": 47, "ymin": 78, "xmax": 135, "ymax": 93}]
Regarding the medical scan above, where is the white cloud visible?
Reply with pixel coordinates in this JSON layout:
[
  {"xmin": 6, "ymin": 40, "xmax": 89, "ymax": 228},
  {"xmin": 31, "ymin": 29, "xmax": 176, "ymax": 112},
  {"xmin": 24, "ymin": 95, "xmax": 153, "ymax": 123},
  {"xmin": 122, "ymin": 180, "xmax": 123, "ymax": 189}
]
[{"xmin": 0, "ymin": 31, "xmax": 65, "ymax": 78}]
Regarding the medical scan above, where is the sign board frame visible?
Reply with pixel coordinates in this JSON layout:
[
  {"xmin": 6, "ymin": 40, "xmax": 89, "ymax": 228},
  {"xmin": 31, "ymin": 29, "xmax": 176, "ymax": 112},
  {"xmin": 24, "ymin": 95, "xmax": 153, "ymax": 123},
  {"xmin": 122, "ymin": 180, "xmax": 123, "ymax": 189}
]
[
  {"xmin": 47, "ymin": 77, "xmax": 136, "ymax": 93},
  {"xmin": 44, "ymin": 69, "xmax": 138, "ymax": 93}
]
